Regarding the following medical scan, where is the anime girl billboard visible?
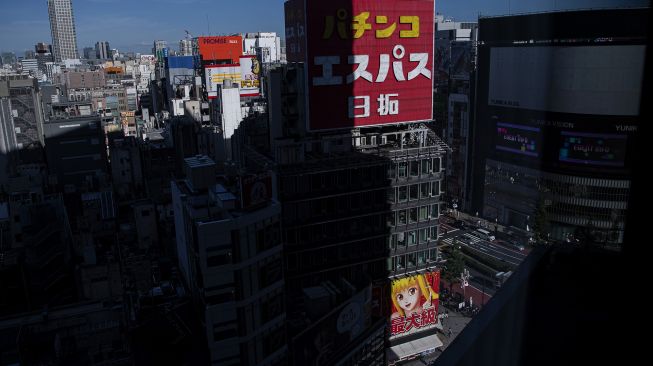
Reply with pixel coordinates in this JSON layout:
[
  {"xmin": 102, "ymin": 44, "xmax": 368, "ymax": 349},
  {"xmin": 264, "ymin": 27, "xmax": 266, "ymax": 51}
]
[{"xmin": 390, "ymin": 271, "xmax": 440, "ymax": 337}]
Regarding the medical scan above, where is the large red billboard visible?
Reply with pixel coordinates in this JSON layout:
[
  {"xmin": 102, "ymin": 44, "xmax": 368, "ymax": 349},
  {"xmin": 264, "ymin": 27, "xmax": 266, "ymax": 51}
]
[
  {"xmin": 297, "ymin": 0, "xmax": 435, "ymax": 130},
  {"xmin": 197, "ymin": 36, "xmax": 243, "ymax": 64},
  {"xmin": 390, "ymin": 271, "xmax": 440, "ymax": 339}
]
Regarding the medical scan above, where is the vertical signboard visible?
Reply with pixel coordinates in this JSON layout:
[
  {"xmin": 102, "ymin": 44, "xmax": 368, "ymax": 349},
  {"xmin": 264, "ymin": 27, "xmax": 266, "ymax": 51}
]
[
  {"xmin": 296, "ymin": 0, "xmax": 434, "ymax": 130},
  {"xmin": 284, "ymin": 0, "xmax": 306, "ymax": 62},
  {"xmin": 389, "ymin": 271, "xmax": 440, "ymax": 339},
  {"xmin": 239, "ymin": 56, "xmax": 261, "ymax": 97}
]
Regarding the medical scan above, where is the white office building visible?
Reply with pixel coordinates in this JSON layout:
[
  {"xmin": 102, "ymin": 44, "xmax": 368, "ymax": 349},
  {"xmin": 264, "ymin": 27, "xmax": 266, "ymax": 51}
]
[{"xmin": 47, "ymin": 0, "xmax": 79, "ymax": 62}]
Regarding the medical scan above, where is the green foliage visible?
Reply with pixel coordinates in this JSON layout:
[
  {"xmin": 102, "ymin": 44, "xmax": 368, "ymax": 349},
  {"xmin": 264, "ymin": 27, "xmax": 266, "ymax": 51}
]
[{"xmin": 442, "ymin": 241, "xmax": 465, "ymax": 284}]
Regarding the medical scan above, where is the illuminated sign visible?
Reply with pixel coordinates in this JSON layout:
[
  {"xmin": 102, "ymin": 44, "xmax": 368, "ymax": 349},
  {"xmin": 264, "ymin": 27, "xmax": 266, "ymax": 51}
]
[
  {"xmin": 496, "ymin": 122, "xmax": 540, "ymax": 158},
  {"xmin": 390, "ymin": 271, "xmax": 440, "ymax": 338},
  {"xmin": 559, "ymin": 131, "xmax": 627, "ymax": 167},
  {"xmin": 287, "ymin": 0, "xmax": 434, "ymax": 130}
]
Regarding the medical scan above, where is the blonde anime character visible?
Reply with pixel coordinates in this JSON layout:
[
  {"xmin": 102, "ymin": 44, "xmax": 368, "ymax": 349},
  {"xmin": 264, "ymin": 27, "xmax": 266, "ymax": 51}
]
[{"xmin": 391, "ymin": 274, "xmax": 439, "ymax": 320}]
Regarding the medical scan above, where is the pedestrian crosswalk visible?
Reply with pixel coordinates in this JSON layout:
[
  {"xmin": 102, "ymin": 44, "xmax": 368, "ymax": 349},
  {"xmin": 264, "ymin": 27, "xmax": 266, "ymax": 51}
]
[{"xmin": 441, "ymin": 234, "xmax": 482, "ymax": 246}]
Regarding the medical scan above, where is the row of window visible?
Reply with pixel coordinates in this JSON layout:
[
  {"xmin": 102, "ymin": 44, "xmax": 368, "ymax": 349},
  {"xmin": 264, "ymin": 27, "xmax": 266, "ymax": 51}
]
[
  {"xmin": 389, "ymin": 181, "xmax": 440, "ymax": 203},
  {"xmin": 389, "ymin": 248, "xmax": 438, "ymax": 271},
  {"xmin": 389, "ymin": 158, "xmax": 441, "ymax": 179},
  {"xmin": 389, "ymin": 226, "xmax": 438, "ymax": 249},
  {"xmin": 388, "ymin": 205, "xmax": 439, "ymax": 226}
]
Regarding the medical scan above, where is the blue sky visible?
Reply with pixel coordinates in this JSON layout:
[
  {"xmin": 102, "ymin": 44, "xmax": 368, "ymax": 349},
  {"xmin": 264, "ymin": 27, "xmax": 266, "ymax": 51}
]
[{"xmin": 0, "ymin": 0, "xmax": 648, "ymax": 55}]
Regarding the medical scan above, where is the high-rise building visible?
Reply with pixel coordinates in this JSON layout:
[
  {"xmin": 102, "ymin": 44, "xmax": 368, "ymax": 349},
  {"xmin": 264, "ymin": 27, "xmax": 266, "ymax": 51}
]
[
  {"xmin": 47, "ymin": 0, "xmax": 79, "ymax": 62},
  {"xmin": 95, "ymin": 41, "xmax": 111, "ymax": 60},
  {"xmin": 433, "ymin": 19, "xmax": 478, "ymax": 213}
]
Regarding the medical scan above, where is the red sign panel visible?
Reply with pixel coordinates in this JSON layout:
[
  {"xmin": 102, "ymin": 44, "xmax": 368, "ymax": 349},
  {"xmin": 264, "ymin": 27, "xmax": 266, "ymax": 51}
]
[
  {"xmin": 197, "ymin": 36, "xmax": 243, "ymax": 64},
  {"xmin": 390, "ymin": 271, "xmax": 440, "ymax": 338},
  {"xmin": 300, "ymin": 0, "xmax": 434, "ymax": 130}
]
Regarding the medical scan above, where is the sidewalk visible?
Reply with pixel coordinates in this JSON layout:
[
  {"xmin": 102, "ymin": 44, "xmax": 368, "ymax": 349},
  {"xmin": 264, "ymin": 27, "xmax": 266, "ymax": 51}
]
[{"xmin": 400, "ymin": 303, "xmax": 472, "ymax": 366}]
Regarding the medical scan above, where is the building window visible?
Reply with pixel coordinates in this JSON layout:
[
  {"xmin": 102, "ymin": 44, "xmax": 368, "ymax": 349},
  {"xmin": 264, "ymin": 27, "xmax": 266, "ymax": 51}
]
[
  {"xmin": 428, "ymin": 248, "xmax": 438, "ymax": 262},
  {"xmin": 410, "ymin": 161, "xmax": 419, "ymax": 176},
  {"xmin": 407, "ymin": 231, "xmax": 417, "ymax": 246},
  {"xmin": 419, "ymin": 206, "xmax": 429, "ymax": 221},
  {"xmin": 431, "ymin": 181, "xmax": 440, "ymax": 196},
  {"xmin": 430, "ymin": 226, "xmax": 438, "ymax": 240},
  {"xmin": 397, "ymin": 255, "xmax": 405, "ymax": 269},
  {"xmin": 409, "ymin": 208, "xmax": 418, "ymax": 224},
  {"xmin": 409, "ymin": 184, "xmax": 418, "ymax": 201},
  {"xmin": 420, "ymin": 183, "xmax": 430, "ymax": 199},
  {"xmin": 398, "ymin": 186, "xmax": 408, "ymax": 202},
  {"xmin": 398, "ymin": 162, "xmax": 407, "ymax": 177},
  {"xmin": 397, "ymin": 210, "xmax": 407, "ymax": 225},
  {"xmin": 432, "ymin": 158, "xmax": 441, "ymax": 173},
  {"xmin": 418, "ymin": 251, "xmax": 427, "ymax": 265},
  {"xmin": 431, "ymin": 204, "xmax": 439, "ymax": 219},
  {"xmin": 407, "ymin": 252, "xmax": 416, "ymax": 268},
  {"xmin": 421, "ymin": 158, "xmax": 431, "ymax": 175},
  {"xmin": 388, "ymin": 211, "xmax": 396, "ymax": 227},
  {"xmin": 397, "ymin": 232, "xmax": 406, "ymax": 248},
  {"xmin": 419, "ymin": 228, "xmax": 428, "ymax": 243}
]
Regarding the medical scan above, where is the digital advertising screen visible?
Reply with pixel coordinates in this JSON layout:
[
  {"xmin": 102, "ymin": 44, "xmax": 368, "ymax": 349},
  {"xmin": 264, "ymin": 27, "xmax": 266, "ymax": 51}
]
[
  {"xmin": 390, "ymin": 271, "xmax": 440, "ymax": 339},
  {"xmin": 559, "ymin": 131, "xmax": 627, "ymax": 167},
  {"xmin": 496, "ymin": 122, "xmax": 540, "ymax": 158}
]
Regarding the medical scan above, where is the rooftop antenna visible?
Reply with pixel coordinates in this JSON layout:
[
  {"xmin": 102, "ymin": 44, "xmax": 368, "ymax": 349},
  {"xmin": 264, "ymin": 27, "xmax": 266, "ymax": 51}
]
[{"xmin": 206, "ymin": 15, "xmax": 210, "ymax": 36}]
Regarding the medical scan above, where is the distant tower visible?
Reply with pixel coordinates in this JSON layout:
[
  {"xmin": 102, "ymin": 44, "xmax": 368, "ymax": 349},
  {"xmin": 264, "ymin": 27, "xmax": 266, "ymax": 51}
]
[
  {"xmin": 95, "ymin": 41, "xmax": 111, "ymax": 60},
  {"xmin": 47, "ymin": 0, "xmax": 79, "ymax": 62},
  {"xmin": 179, "ymin": 39, "xmax": 193, "ymax": 56}
]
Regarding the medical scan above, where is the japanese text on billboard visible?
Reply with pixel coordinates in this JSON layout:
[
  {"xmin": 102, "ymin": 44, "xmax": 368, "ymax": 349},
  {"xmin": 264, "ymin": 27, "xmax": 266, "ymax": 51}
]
[
  {"xmin": 390, "ymin": 271, "xmax": 440, "ymax": 338},
  {"xmin": 299, "ymin": 0, "xmax": 434, "ymax": 130}
]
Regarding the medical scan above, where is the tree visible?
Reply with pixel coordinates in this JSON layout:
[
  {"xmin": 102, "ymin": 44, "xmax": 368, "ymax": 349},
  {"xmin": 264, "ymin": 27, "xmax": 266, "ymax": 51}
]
[
  {"xmin": 532, "ymin": 197, "xmax": 550, "ymax": 244},
  {"xmin": 443, "ymin": 240, "xmax": 465, "ymax": 296}
]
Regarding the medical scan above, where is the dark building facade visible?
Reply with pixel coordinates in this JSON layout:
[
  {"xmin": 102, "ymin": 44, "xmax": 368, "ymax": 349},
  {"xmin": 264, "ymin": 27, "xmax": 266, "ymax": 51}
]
[
  {"xmin": 42, "ymin": 102, "xmax": 108, "ymax": 189},
  {"xmin": 469, "ymin": 8, "xmax": 647, "ymax": 246}
]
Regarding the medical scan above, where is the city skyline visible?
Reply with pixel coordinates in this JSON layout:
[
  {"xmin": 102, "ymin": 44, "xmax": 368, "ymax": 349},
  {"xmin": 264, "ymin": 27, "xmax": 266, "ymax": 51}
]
[{"xmin": 0, "ymin": 0, "xmax": 647, "ymax": 55}]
